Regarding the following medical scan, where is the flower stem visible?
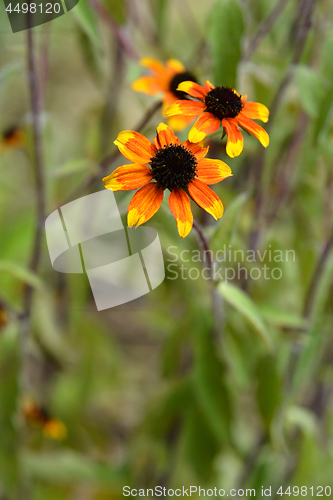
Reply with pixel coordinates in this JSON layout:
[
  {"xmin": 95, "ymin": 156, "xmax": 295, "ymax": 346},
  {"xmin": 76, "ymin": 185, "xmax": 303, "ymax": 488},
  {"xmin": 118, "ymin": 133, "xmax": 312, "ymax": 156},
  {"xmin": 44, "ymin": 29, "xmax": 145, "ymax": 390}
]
[
  {"xmin": 18, "ymin": 26, "xmax": 46, "ymax": 498},
  {"xmin": 303, "ymin": 233, "xmax": 333, "ymax": 320},
  {"xmin": 243, "ymin": 0, "xmax": 291, "ymax": 62},
  {"xmin": 192, "ymin": 219, "xmax": 224, "ymax": 337},
  {"xmin": 246, "ymin": 0, "xmax": 316, "ymax": 265},
  {"xmin": 192, "ymin": 219, "xmax": 213, "ymax": 281},
  {"xmin": 21, "ymin": 27, "xmax": 45, "ymax": 328}
]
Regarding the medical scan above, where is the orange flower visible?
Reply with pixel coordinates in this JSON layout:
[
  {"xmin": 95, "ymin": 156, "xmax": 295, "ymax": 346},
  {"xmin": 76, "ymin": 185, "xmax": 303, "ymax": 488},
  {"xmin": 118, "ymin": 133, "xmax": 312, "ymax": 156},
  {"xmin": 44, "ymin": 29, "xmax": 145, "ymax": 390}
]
[
  {"xmin": 131, "ymin": 58, "xmax": 197, "ymax": 131},
  {"xmin": 0, "ymin": 126, "xmax": 25, "ymax": 153},
  {"xmin": 165, "ymin": 81, "xmax": 269, "ymax": 158},
  {"xmin": 0, "ymin": 303, "xmax": 8, "ymax": 330},
  {"xmin": 103, "ymin": 123, "xmax": 232, "ymax": 238},
  {"xmin": 22, "ymin": 397, "xmax": 67, "ymax": 440}
]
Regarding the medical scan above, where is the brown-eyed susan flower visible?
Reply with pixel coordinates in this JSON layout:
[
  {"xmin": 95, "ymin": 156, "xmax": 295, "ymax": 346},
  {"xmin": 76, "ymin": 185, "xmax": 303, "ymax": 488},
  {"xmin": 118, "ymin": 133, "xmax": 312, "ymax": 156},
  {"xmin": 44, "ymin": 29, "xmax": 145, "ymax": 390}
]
[
  {"xmin": 165, "ymin": 81, "xmax": 269, "ymax": 158},
  {"xmin": 131, "ymin": 58, "xmax": 197, "ymax": 131},
  {"xmin": 0, "ymin": 126, "xmax": 25, "ymax": 153},
  {"xmin": 103, "ymin": 123, "xmax": 232, "ymax": 238},
  {"xmin": 0, "ymin": 303, "xmax": 8, "ymax": 330},
  {"xmin": 23, "ymin": 397, "xmax": 67, "ymax": 440}
]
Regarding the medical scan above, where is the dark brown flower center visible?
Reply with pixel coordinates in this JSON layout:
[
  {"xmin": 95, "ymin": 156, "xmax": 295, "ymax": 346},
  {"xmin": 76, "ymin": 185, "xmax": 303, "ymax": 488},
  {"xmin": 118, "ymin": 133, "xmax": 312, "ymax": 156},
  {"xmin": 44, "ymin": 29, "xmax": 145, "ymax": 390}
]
[
  {"xmin": 150, "ymin": 144, "xmax": 197, "ymax": 191},
  {"xmin": 205, "ymin": 86, "xmax": 243, "ymax": 120},
  {"xmin": 169, "ymin": 72, "xmax": 197, "ymax": 99}
]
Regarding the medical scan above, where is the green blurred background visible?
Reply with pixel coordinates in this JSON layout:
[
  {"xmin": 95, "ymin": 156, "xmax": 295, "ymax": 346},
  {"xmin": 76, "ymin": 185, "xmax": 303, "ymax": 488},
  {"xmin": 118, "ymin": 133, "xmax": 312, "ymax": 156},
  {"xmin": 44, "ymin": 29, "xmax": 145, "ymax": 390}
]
[{"xmin": 1, "ymin": 0, "xmax": 333, "ymax": 498}]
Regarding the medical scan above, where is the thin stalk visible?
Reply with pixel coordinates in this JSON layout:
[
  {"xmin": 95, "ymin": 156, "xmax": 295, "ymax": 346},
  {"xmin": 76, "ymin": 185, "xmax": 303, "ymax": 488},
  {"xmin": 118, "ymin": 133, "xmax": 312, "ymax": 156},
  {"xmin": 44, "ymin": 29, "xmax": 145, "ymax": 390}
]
[
  {"xmin": 247, "ymin": 0, "xmax": 316, "ymax": 257},
  {"xmin": 243, "ymin": 0, "xmax": 291, "ymax": 62},
  {"xmin": 303, "ymin": 234, "xmax": 333, "ymax": 320},
  {"xmin": 17, "ymin": 25, "xmax": 46, "ymax": 499},
  {"xmin": 192, "ymin": 219, "xmax": 213, "ymax": 281},
  {"xmin": 22, "ymin": 27, "xmax": 46, "ymax": 325},
  {"xmin": 88, "ymin": 0, "xmax": 138, "ymax": 60},
  {"xmin": 192, "ymin": 219, "xmax": 224, "ymax": 336}
]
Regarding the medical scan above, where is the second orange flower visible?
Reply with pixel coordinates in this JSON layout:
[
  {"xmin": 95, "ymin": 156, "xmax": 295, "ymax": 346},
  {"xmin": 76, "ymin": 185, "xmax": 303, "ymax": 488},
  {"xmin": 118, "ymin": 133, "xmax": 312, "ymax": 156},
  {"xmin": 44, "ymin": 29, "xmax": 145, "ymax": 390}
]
[{"xmin": 166, "ymin": 81, "xmax": 269, "ymax": 158}]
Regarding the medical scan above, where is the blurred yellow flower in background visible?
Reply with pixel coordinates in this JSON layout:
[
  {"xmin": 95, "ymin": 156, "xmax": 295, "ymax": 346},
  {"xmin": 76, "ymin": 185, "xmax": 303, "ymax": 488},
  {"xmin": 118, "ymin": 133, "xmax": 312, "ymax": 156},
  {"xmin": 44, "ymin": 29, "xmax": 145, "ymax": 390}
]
[{"xmin": 132, "ymin": 58, "xmax": 197, "ymax": 131}]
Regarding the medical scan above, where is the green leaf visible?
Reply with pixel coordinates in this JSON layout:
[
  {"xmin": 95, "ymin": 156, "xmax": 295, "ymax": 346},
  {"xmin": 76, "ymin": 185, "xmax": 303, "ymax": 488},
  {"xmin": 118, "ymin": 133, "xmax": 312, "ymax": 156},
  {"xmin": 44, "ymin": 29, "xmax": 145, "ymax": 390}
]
[
  {"xmin": 210, "ymin": 192, "xmax": 249, "ymax": 252},
  {"xmin": 307, "ymin": 252, "xmax": 333, "ymax": 325},
  {"xmin": 0, "ymin": 261, "xmax": 44, "ymax": 290},
  {"xmin": 291, "ymin": 329, "xmax": 326, "ymax": 397},
  {"xmin": 295, "ymin": 65, "xmax": 327, "ymax": 118},
  {"xmin": 21, "ymin": 451, "xmax": 126, "ymax": 485},
  {"xmin": 148, "ymin": 379, "xmax": 193, "ymax": 436},
  {"xmin": 256, "ymin": 355, "xmax": 281, "ymax": 430},
  {"xmin": 0, "ymin": 324, "xmax": 19, "ymax": 496},
  {"xmin": 51, "ymin": 158, "xmax": 97, "ymax": 177},
  {"xmin": 208, "ymin": 0, "xmax": 244, "ymax": 88},
  {"xmin": 258, "ymin": 305, "xmax": 308, "ymax": 331},
  {"xmin": 284, "ymin": 406, "xmax": 317, "ymax": 437},
  {"xmin": 162, "ymin": 317, "xmax": 190, "ymax": 378},
  {"xmin": 180, "ymin": 402, "xmax": 219, "ymax": 481},
  {"xmin": 154, "ymin": 0, "xmax": 168, "ymax": 35},
  {"xmin": 320, "ymin": 31, "xmax": 333, "ymax": 82},
  {"xmin": 192, "ymin": 311, "xmax": 231, "ymax": 444},
  {"xmin": 218, "ymin": 282, "xmax": 274, "ymax": 351},
  {"xmin": 71, "ymin": 0, "xmax": 101, "ymax": 48},
  {"xmin": 0, "ymin": 63, "xmax": 22, "ymax": 89},
  {"xmin": 102, "ymin": 0, "xmax": 126, "ymax": 25},
  {"xmin": 313, "ymin": 85, "xmax": 333, "ymax": 143}
]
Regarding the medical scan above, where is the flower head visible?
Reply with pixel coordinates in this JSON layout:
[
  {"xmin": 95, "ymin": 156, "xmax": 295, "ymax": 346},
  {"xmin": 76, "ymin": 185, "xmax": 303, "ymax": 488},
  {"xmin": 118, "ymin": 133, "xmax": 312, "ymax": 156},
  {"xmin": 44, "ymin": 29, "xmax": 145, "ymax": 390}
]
[
  {"xmin": 0, "ymin": 126, "xmax": 25, "ymax": 153},
  {"xmin": 131, "ymin": 58, "xmax": 197, "ymax": 131},
  {"xmin": 0, "ymin": 303, "xmax": 8, "ymax": 330},
  {"xmin": 22, "ymin": 397, "xmax": 67, "ymax": 440},
  {"xmin": 103, "ymin": 123, "xmax": 232, "ymax": 238},
  {"xmin": 165, "ymin": 81, "xmax": 269, "ymax": 157}
]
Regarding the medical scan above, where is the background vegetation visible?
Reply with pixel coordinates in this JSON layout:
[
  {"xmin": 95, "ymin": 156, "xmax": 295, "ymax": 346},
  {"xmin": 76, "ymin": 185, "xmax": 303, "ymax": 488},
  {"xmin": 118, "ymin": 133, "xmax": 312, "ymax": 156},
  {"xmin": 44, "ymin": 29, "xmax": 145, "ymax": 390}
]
[{"xmin": 0, "ymin": 0, "xmax": 333, "ymax": 498}]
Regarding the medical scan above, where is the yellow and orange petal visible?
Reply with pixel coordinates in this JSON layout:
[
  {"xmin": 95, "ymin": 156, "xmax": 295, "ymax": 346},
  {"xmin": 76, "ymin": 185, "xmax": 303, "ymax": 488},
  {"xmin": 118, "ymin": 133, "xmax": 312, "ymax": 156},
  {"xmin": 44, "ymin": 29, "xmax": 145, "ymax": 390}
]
[
  {"xmin": 188, "ymin": 113, "xmax": 220, "ymax": 143},
  {"xmin": 162, "ymin": 91, "xmax": 178, "ymax": 112},
  {"xmin": 165, "ymin": 100, "xmax": 206, "ymax": 117},
  {"xmin": 183, "ymin": 139, "xmax": 209, "ymax": 160},
  {"xmin": 236, "ymin": 114, "xmax": 269, "ymax": 148},
  {"xmin": 132, "ymin": 58, "xmax": 186, "ymax": 96},
  {"xmin": 43, "ymin": 419, "xmax": 67, "ymax": 440},
  {"xmin": 166, "ymin": 59, "xmax": 185, "ymax": 73},
  {"xmin": 127, "ymin": 182, "xmax": 164, "ymax": 227},
  {"xmin": 168, "ymin": 188, "xmax": 193, "ymax": 238},
  {"xmin": 154, "ymin": 122, "xmax": 181, "ymax": 149},
  {"xmin": 222, "ymin": 118, "xmax": 244, "ymax": 158},
  {"xmin": 114, "ymin": 131, "xmax": 156, "ymax": 164},
  {"xmin": 241, "ymin": 100, "xmax": 269, "ymax": 123},
  {"xmin": 162, "ymin": 92, "xmax": 195, "ymax": 131},
  {"xmin": 0, "ymin": 127, "xmax": 25, "ymax": 153},
  {"xmin": 196, "ymin": 158, "xmax": 232, "ymax": 185},
  {"xmin": 140, "ymin": 57, "xmax": 169, "ymax": 77},
  {"xmin": 177, "ymin": 81, "xmax": 207, "ymax": 99},
  {"xmin": 131, "ymin": 76, "xmax": 165, "ymax": 95},
  {"xmin": 167, "ymin": 114, "xmax": 195, "ymax": 131},
  {"xmin": 103, "ymin": 164, "xmax": 152, "ymax": 191},
  {"xmin": 204, "ymin": 80, "xmax": 215, "ymax": 92},
  {"xmin": 188, "ymin": 179, "xmax": 223, "ymax": 220}
]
